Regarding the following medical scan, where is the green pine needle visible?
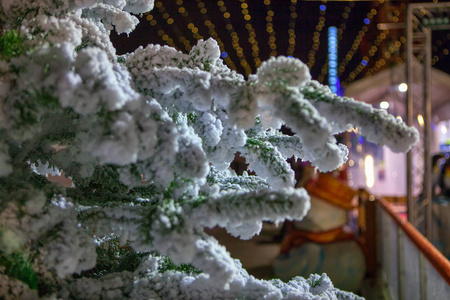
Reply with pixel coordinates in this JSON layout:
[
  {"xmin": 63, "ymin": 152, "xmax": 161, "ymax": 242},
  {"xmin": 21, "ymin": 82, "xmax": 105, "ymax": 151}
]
[
  {"xmin": 78, "ymin": 238, "xmax": 148, "ymax": 279},
  {"xmin": 0, "ymin": 30, "xmax": 26, "ymax": 60},
  {"xmin": 158, "ymin": 256, "xmax": 202, "ymax": 275},
  {"xmin": 0, "ymin": 251, "xmax": 38, "ymax": 289}
]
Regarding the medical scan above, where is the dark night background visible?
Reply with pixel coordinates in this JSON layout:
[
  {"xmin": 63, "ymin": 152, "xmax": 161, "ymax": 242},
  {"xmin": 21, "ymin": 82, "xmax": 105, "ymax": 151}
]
[{"xmin": 111, "ymin": 0, "xmax": 449, "ymax": 89}]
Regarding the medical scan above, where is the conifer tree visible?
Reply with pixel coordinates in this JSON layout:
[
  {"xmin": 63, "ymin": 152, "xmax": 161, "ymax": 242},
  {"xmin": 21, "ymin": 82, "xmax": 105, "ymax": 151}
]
[{"xmin": 0, "ymin": 1, "xmax": 418, "ymax": 299}]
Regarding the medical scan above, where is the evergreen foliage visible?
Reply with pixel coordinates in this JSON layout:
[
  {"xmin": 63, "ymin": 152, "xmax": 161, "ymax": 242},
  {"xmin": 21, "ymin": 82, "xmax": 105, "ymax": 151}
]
[
  {"xmin": 78, "ymin": 237, "xmax": 149, "ymax": 279},
  {"xmin": 0, "ymin": 251, "xmax": 38, "ymax": 289},
  {"xmin": 0, "ymin": 1, "xmax": 418, "ymax": 299},
  {"xmin": 0, "ymin": 30, "xmax": 25, "ymax": 60}
]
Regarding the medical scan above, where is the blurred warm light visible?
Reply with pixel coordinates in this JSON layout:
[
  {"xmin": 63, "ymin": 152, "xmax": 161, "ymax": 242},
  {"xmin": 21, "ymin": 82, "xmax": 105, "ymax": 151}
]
[
  {"xmin": 365, "ymin": 155, "xmax": 375, "ymax": 188},
  {"xmin": 396, "ymin": 116, "xmax": 403, "ymax": 122},
  {"xmin": 442, "ymin": 125, "xmax": 448, "ymax": 134},
  {"xmin": 380, "ymin": 101, "xmax": 389, "ymax": 109},
  {"xmin": 398, "ymin": 83, "xmax": 408, "ymax": 92},
  {"xmin": 417, "ymin": 114, "xmax": 424, "ymax": 127}
]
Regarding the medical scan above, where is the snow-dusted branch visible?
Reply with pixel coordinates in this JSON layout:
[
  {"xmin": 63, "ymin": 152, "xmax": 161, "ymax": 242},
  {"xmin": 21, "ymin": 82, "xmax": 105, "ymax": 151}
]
[
  {"xmin": 191, "ymin": 187, "xmax": 310, "ymax": 239},
  {"xmin": 301, "ymin": 80, "xmax": 419, "ymax": 152},
  {"xmin": 0, "ymin": 1, "xmax": 417, "ymax": 299}
]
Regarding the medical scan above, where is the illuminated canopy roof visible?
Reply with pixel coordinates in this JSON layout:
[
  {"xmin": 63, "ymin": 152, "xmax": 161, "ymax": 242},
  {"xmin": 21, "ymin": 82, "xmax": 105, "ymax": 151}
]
[
  {"xmin": 345, "ymin": 57, "xmax": 450, "ymax": 120},
  {"xmin": 112, "ymin": 0, "xmax": 449, "ymax": 86}
]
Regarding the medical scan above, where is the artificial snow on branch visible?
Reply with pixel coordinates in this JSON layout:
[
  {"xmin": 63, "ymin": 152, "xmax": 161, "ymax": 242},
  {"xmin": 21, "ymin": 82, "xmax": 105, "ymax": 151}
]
[{"xmin": 0, "ymin": 1, "xmax": 418, "ymax": 299}]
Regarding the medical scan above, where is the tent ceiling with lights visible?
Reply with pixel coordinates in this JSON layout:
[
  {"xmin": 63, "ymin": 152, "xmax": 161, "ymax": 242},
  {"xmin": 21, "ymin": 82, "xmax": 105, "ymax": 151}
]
[
  {"xmin": 344, "ymin": 57, "xmax": 450, "ymax": 122},
  {"xmin": 111, "ymin": 0, "xmax": 449, "ymax": 87}
]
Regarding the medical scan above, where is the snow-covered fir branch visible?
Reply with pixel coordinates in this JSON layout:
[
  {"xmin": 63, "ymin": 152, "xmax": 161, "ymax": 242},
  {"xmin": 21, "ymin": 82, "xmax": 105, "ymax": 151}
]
[
  {"xmin": 300, "ymin": 80, "xmax": 419, "ymax": 152},
  {"xmin": 0, "ymin": 1, "xmax": 418, "ymax": 299}
]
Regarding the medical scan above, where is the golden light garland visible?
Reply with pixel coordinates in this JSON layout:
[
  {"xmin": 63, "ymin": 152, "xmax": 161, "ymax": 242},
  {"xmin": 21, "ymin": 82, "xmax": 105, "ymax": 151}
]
[
  {"xmin": 431, "ymin": 36, "xmax": 449, "ymax": 66},
  {"xmin": 145, "ymin": 10, "xmax": 178, "ymax": 50},
  {"xmin": 217, "ymin": 0, "xmax": 252, "ymax": 76},
  {"xmin": 360, "ymin": 34, "xmax": 448, "ymax": 80},
  {"xmin": 149, "ymin": 1, "xmax": 238, "ymax": 71},
  {"xmin": 355, "ymin": 58, "xmax": 385, "ymax": 82},
  {"xmin": 317, "ymin": 60, "xmax": 328, "ymax": 83},
  {"xmin": 174, "ymin": 0, "xmax": 204, "ymax": 42},
  {"xmin": 147, "ymin": 1, "xmax": 446, "ymax": 83},
  {"xmin": 192, "ymin": 0, "xmax": 238, "ymax": 71},
  {"xmin": 346, "ymin": 33, "xmax": 409, "ymax": 84},
  {"xmin": 150, "ymin": 1, "xmax": 191, "ymax": 51},
  {"xmin": 357, "ymin": 35, "xmax": 392, "ymax": 79},
  {"xmin": 344, "ymin": 31, "xmax": 391, "ymax": 84},
  {"xmin": 306, "ymin": 1, "xmax": 327, "ymax": 70},
  {"xmin": 338, "ymin": 4, "xmax": 377, "ymax": 78},
  {"xmin": 433, "ymin": 47, "xmax": 449, "ymax": 66},
  {"xmin": 170, "ymin": 1, "xmax": 194, "ymax": 52},
  {"xmin": 347, "ymin": 29, "xmax": 409, "ymax": 84},
  {"xmin": 365, "ymin": 52, "xmax": 401, "ymax": 79},
  {"xmin": 264, "ymin": 0, "xmax": 277, "ymax": 58},
  {"xmin": 238, "ymin": 0, "xmax": 262, "ymax": 68},
  {"xmin": 286, "ymin": 0, "xmax": 298, "ymax": 57}
]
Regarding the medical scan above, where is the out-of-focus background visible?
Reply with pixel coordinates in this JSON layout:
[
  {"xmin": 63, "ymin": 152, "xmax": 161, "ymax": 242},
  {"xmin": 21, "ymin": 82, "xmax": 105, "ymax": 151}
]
[{"xmin": 110, "ymin": 0, "xmax": 450, "ymax": 298}]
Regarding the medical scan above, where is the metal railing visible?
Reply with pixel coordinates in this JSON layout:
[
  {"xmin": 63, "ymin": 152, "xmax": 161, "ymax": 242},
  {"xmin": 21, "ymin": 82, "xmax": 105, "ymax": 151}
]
[{"xmin": 364, "ymin": 197, "xmax": 450, "ymax": 300}]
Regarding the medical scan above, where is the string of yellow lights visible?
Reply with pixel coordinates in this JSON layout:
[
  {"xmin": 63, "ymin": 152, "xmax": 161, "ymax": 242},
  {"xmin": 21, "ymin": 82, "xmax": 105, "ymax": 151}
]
[
  {"xmin": 362, "ymin": 33, "xmax": 448, "ymax": 79},
  {"xmin": 217, "ymin": 0, "xmax": 252, "ymax": 76},
  {"xmin": 150, "ymin": 1, "xmax": 191, "ymax": 51},
  {"xmin": 264, "ymin": 0, "xmax": 277, "ymax": 58},
  {"xmin": 306, "ymin": 1, "xmax": 327, "ymax": 70},
  {"xmin": 337, "ymin": 28, "xmax": 366, "ymax": 78},
  {"xmin": 347, "ymin": 33, "xmax": 406, "ymax": 83},
  {"xmin": 146, "ymin": 1, "xmax": 447, "ymax": 83},
  {"xmin": 145, "ymin": 12, "xmax": 179, "ymax": 50},
  {"xmin": 317, "ymin": 3, "xmax": 354, "ymax": 83},
  {"xmin": 172, "ymin": 0, "xmax": 193, "ymax": 52},
  {"xmin": 359, "ymin": 34, "xmax": 392, "ymax": 78},
  {"xmin": 432, "ymin": 37, "xmax": 449, "ymax": 65},
  {"xmin": 363, "ymin": 58, "xmax": 386, "ymax": 78},
  {"xmin": 344, "ymin": 32, "xmax": 388, "ymax": 84},
  {"xmin": 346, "ymin": 61, "xmax": 369, "ymax": 84},
  {"xmin": 362, "ymin": 46, "xmax": 403, "ymax": 79},
  {"xmin": 344, "ymin": 30, "xmax": 412, "ymax": 84},
  {"xmin": 317, "ymin": 61, "xmax": 328, "ymax": 83},
  {"xmin": 338, "ymin": 3, "xmax": 354, "ymax": 43},
  {"xmin": 174, "ymin": 0, "xmax": 204, "ymax": 43},
  {"xmin": 434, "ymin": 47, "xmax": 449, "ymax": 65},
  {"xmin": 286, "ymin": 0, "xmax": 298, "ymax": 57},
  {"xmin": 338, "ymin": 6, "xmax": 378, "ymax": 78},
  {"xmin": 238, "ymin": 0, "xmax": 262, "ymax": 68},
  {"xmin": 191, "ymin": 0, "xmax": 238, "ymax": 71}
]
